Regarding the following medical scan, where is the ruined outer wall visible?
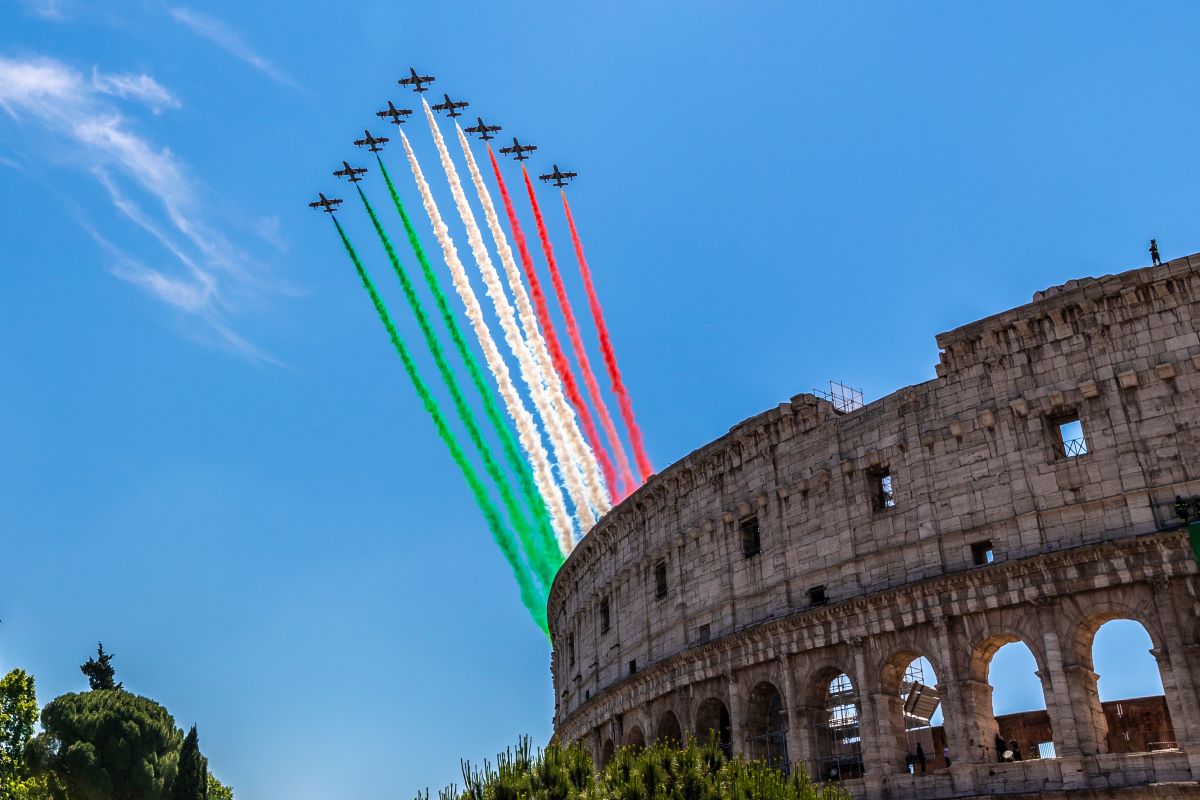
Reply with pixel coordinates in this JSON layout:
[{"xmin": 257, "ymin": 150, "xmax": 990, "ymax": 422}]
[{"xmin": 547, "ymin": 254, "xmax": 1200, "ymax": 799}]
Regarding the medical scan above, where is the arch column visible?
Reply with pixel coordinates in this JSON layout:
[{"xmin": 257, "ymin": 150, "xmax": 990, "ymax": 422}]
[
  {"xmin": 1151, "ymin": 578, "xmax": 1200, "ymax": 778},
  {"xmin": 1035, "ymin": 603, "xmax": 1087, "ymax": 760},
  {"xmin": 934, "ymin": 618, "xmax": 985, "ymax": 790},
  {"xmin": 851, "ymin": 641, "xmax": 890, "ymax": 792},
  {"xmin": 780, "ymin": 653, "xmax": 809, "ymax": 773},
  {"xmin": 728, "ymin": 673, "xmax": 746, "ymax": 757}
]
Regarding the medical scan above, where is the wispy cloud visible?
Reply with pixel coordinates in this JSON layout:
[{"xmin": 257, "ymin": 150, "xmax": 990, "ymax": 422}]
[
  {"xmin": 21, "ymin": 0, "xmax": 68, "ymax": 21},
  {"xmin": 166, "ymin": 7, "xmax": 296, "ymax": 89},
  {"xmin": 0, "ymin": 54, "xmax": 280, "ymax": 364},
  {"xmin": 92, "ymin": 68, "xmax": 181, "ymax": 114}
]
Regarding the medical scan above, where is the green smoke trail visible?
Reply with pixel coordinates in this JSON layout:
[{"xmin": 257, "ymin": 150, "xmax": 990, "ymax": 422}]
[
  {"xmin": 332, "ymin": 215, "xmax": 548, "ymax": 635},
  {"xmin": 376, "ymin": 155, "xmax": 565, "ymax": 579},
  {"xmin": 356, "ymin": 185, "xmax": 558, "ymax": 593}
]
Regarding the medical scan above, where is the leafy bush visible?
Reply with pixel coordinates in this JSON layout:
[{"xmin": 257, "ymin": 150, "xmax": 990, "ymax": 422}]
[{"xmin": 432, "ymin": 737, "xmax": 848, "ymax": 800}]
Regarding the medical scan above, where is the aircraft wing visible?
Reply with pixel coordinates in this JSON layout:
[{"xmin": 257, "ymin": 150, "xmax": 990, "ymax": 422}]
[{"xmin": 562, "ymin": 171, "xmax": 577, "ymax": 178}]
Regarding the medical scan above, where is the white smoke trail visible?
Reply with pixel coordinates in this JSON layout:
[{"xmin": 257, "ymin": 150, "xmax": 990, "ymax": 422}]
[
  {"xmin": 420, "ymin": 99, "xmax": 608, "ymax": 535},
  {"xmin": 398, "ymin": 128, "xmax": 584, "ymax": 541},
  {"xmin": 453, "ymin": 122, "xmax": 613, "ymax": 531}
]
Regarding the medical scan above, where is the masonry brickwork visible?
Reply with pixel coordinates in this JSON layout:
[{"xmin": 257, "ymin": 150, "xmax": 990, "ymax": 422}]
[{"xmin": 547, "ymin": 255, "xmax": 1200, "ymax": 800}]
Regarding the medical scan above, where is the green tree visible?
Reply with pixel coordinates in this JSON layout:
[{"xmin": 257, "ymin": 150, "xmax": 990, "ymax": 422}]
[
  {"xmin": 171, "ymin": 726, "xmax": 207, "ymax": 800},
  {"xmin": 80, "ymin": 643, "xmax": 122, "ymax": 692},
  {"xmin": 207, "ymin": 774, "xmax": 234, "ymax": 800},
  {"xmin": 0, "ymin": 669, "xmax": 49, "ymax": 800},
  {"xmin": 27, "ymin": 690, "xmax": 183, "ymax": 800}
]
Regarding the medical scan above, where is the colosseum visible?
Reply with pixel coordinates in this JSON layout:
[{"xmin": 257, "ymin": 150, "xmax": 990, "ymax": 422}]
[{"xmin": 548, "ymin": 254, "xmax": 1200, "ymax": 799}]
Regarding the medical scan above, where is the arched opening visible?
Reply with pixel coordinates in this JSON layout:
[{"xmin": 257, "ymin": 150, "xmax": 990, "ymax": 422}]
[
  {"xmin": 600, "ymin": 738, "xmax": 615, "ymax": 768},
  {"xmin": 984, "ymin": 638, "xmax": 1054, "ymax": 763},
  {"xmin": 880, "ymin": 652, "xmax": 946, "ymax": 775},
  {"xmin": 813, "ymin": 672, "xmax": 863, "ymax": 782},
  {"xmin": 695, "ymin": 697, "xmax": 732, "ymax": 757},
  {"xmin": 624, "ymin": 724, "xmax": 646, "ymax": 750},
  {"xmin": 1090, "ymin": 619, "xmax": 1174, "ymax": 753},
  {"xmin": 655, "ymin": 710, "xmax": 682, "ymax": 745},
  {"xmin": 744, "ymin": 681, "xmax": 788, "ymax": 770}
]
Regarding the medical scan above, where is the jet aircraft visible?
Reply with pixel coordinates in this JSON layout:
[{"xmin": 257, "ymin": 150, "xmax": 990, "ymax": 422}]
[
  {"xmin": 333, "ymin": 161, "xmax": 368, "ymax": 183},
  {"xmin": 353, "ymin": 130, "xmax": 389, "ymax": 152},
  {"xmin": 398, "ymin": 67, "xmax": 435, "ymax": 93},
  {"xmin": 309, "ymin": 193, "xmax": 343, "ymax": 213},
  {"xmin": 431, "ymin": 93, "xmax": 469, "ymax": 118},
  {"xmin": 464, "ymin": 116, "xmax": 502, "ymax": 140},
  {"xmin": 498, "ymin": 137, "xmax": 537, "ymax": 161},
  {"xmin": 376, "ymin": 100, "xmax": 413, "ymax": 126},
  {"xmin": 538, "ymin": 164, "xmax": 578, "ymax": 188}
]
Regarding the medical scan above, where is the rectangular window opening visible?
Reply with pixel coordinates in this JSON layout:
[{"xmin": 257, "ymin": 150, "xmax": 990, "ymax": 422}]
[
  {"xmin": 600, "ymin": 598, "xmax": 610, "ymax": 635},
  {"xmin": 628, "ymin": 659, "xmax": 637, "ymax": 675},
  {"xmin": 740, "ymin": 515, "xmax": 761, "ymax": 558},
  {"xmin": 971, "ymin": 540, "xmax": 994, "ymax": 566},
  {"xmin": 1052, "ymin": 414, "xmax": 1089, "ymax": 459},
  {"xmin": 697, "ymin": 623, "xmax": 711, "ymax": 644},
  {"xmin": 654, "ymin": 560, "xmax": 668, "ymax": 599},
  {"xmin": 808, "ymin": 585, "xmax": 828, "ymax": 606},
  {"xmin": 869, "ymin": 467, "xmax": 896, "ymax": 511},
  {"xmin": 567, "ymin": 633, "xmax": 575, "ymax": 667}
]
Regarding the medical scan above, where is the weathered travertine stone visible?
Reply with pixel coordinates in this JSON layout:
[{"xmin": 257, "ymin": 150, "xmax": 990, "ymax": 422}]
[{"xmin": 548, "ymin": 255, "xmax": 1200, "ymax": 800}]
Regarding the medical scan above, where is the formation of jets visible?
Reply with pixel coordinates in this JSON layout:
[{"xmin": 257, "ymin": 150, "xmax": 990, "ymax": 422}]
[
  {"xmin": 376, "ymin": 100, "xmax": 412, "ymax": 126},
  {"xmin": 538, "ymin": 164, "xmax": 577, "ymax": 188},
  {"xmin": 313, "ymin": 67, "xmax": 581, "ymax": 215}
]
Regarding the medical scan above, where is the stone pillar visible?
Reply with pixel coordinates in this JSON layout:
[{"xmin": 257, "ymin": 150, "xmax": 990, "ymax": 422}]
[
  {"xmin": 933, "ymin": 617, "xmax": 983, "ymax": 778},
  {"xmin": 780, "ymin": 653, "xmax": 809, "ymax": 773},
  {"xmin": 851, "ymin": 640, "xmax": 890, "ymax": 795},
  {"xmin": 1035, "ymin": 603, "xmax": 1087, "ymax": 758},
  {"xmin": 728, "ymin": 673, "xmax": 746, "ymax": 757},
  {"xmin": 1151, "ymin": 578, "xmax": 1200, "ymax": 779}
]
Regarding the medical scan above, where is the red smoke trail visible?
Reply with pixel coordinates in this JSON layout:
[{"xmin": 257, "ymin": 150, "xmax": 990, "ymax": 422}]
[
  {"xmin": 561, "ymin": 192, "xmax": 654, "ymax": 483},
  {"xmin": 520, "ymin": 163, "xmax": 639, "ymax": 496},
  {"xmin": 487, "ymin": 147, "xmax": 623, "ymax": 500}
]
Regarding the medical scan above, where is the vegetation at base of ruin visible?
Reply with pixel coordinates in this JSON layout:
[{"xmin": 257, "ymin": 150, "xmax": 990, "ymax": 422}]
[
  {"xmin": 0, "ymin": 643, "xmax": 234, "ymax": 800},
  {"xmin": 424, "ymin": 736, "xmax": 849, "ymax": 800}
]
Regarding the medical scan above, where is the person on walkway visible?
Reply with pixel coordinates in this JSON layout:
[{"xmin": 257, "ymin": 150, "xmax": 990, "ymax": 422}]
[{"xmin": 1151, "ymin": 239, "xmax": 1162, "ymax": 266}]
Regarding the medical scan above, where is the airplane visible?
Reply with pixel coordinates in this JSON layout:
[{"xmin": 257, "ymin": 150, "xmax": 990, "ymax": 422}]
[
  {"xmin": 308, "ymin": 193, "xmax": 343, "ymax": 213},
  {"xmin": 538, "ymin": 164, "xmax": 578, "ymax": 188},
  {"xmin": 431, "ymin": 93, "xmax": 469, "ymax": 118},
  {"xmin": 398, "ymin": 67, "xmax": 435, "ymax": 93},
  {"xmin": 498, "ymin": 137, "xmax": 537, "ymax": 161},
  {"xmin": 333, "ymin": 160, "xmax": 368, "ymax": 183},
  {"xmin": 464, "ymin": 116, "xmax": 502, "ymax": 140},
  {"xmin": 353, "ymin": 129, "xmax": 389, "ymax": 152},
  {"xmin": 376, "ymin": 100, "xmax": 413, "ymax": 126}
]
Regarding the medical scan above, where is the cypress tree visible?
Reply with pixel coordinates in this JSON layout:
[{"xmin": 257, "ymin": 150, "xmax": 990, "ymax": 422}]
[
  {"xmin": 80, "ymin": 642, "xmax": 122, "ymax": 691},
  {"xmin": 172, "ymin": 725, "xmax": 208, "ymax": 800}
]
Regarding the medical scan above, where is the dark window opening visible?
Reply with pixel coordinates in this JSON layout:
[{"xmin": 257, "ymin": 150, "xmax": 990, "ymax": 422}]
[
  {"xmin": 697, "ymin": 623, "xmax": 711, "ymax": 644},
  {"xmin": 585, "ymin": 689, "xmax": 590, "ymax": 700},
  {"xmin": 600, "ymin": 598, "xmax": 610, "ymax": 634},
  {"xmin": 971, "ymin": 540, "xmax": 994, "ymax": 566},
  {"xmin": 654, "ymin": 560, "xmax": 668, "ymax": 599},
  {"xmin": 808, "ymin": 585, "xmax": 828, "ymax": 606},
  {"xmin": 869, "ymin": 467, "xmax": 896, "ymax": 511},
  {"xmin": 628, "ymin": 659, "xmax": 637, "ymax": 675},
  {"xmin": 1051, "ymin": 413, "xmax": 1088, "ymax": 458},
  {"xmin": 567, "ymin": 633, "xmax": 575, "ymax": 667},
  {"xmin": 740, "ymin": 515, "xmax": 761, "ymax": 558}
]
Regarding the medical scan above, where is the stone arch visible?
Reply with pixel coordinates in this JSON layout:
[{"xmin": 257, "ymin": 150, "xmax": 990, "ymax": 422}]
[
  {"xmin": 1071, "ymin": 611, "xmax": 1175, "ymax": 755},
  {"xmin": 744, "ymin": 680, "xmax": 788, "ymax": 768},
  {"xmin": 972, "ymin": 632, "xmax": 1055, "ymax": 763},
  {"xmin": 600, "ymin": 738, "xmax": 615, "ymax": 768},
  {"xmin": 655, "ymin": 710, "xmax": 682, "ymax": 745},
  {"xmin": 694, "ymin": 696, "xmax": 732, "ymax": 756},
  {"xmin": 803, "ymin": 665, "xmax": 863, "ymax": 782},
  {"xmin": 624, "ymin": 724, "xmax": 646, "ymax": 749},
  {"xmin": 878, "ymin": 648, "xmax": 947, "ymax": 775}
]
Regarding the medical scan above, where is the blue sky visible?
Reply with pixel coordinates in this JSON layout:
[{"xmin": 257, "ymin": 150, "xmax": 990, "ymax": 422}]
[{"xmin": 0, "ymin": 1, "xmax": 1191, "ymax": 798}]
